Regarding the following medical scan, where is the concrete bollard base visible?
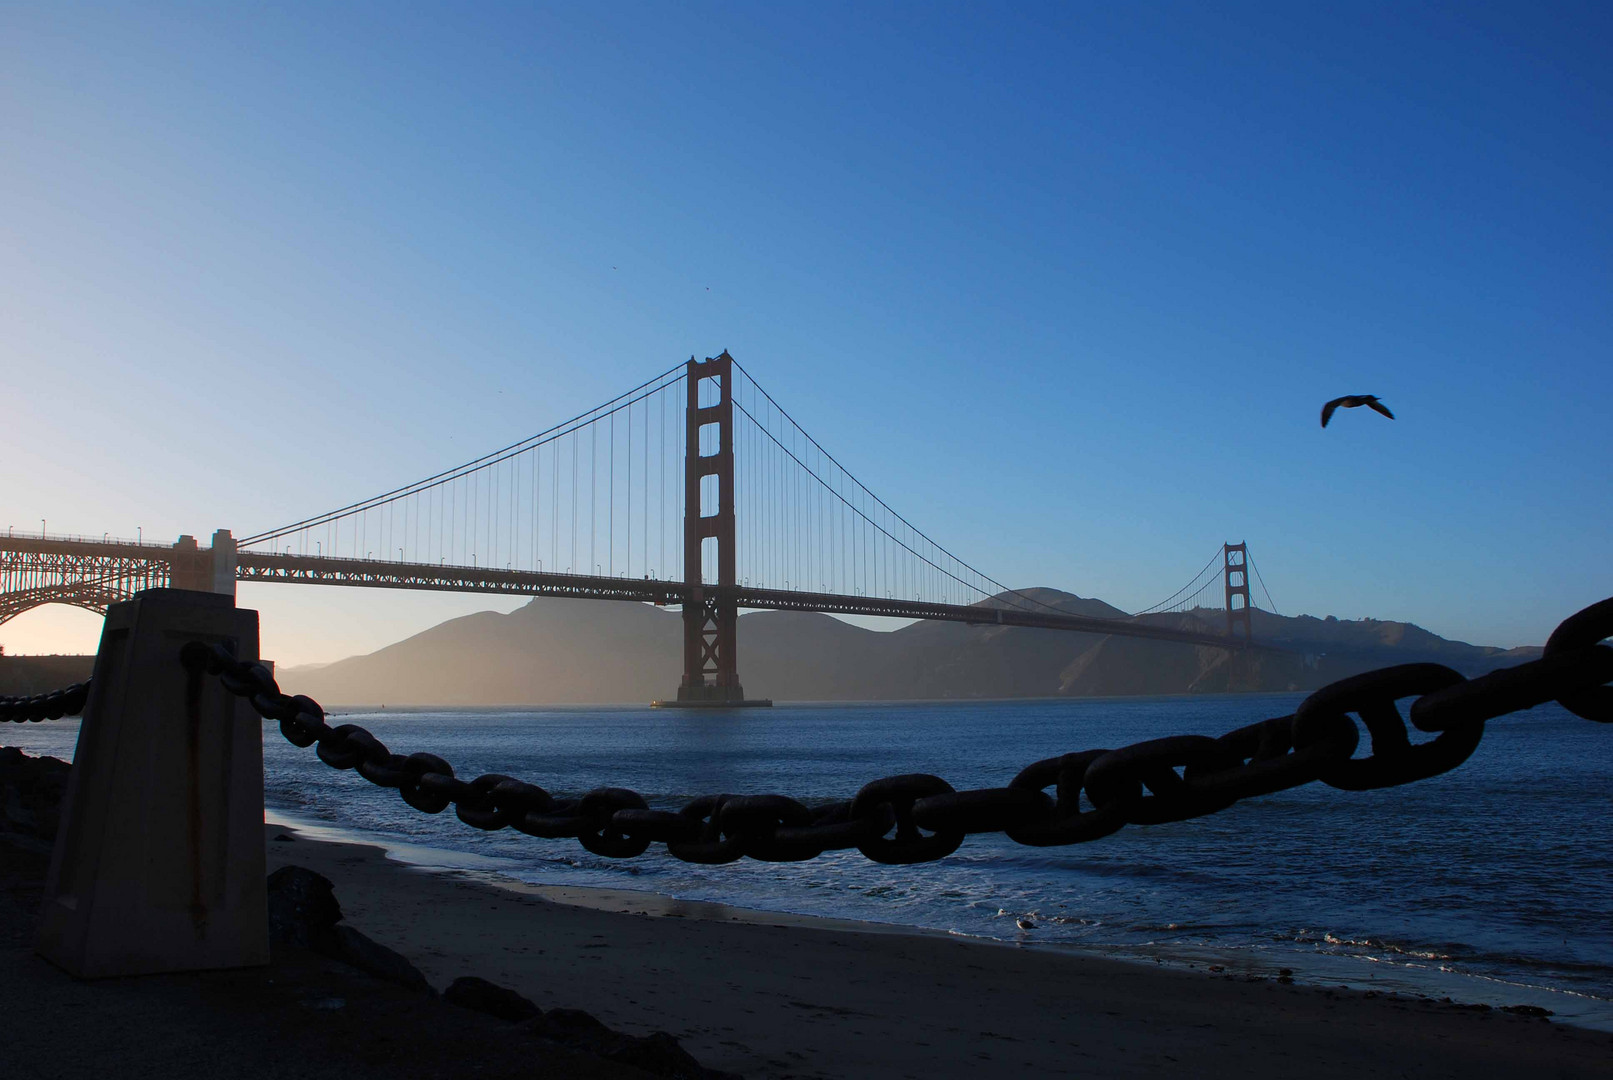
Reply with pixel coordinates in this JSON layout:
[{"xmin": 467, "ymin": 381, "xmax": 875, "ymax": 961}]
[{"xmin": 36, "ymin": 588, "xmax": 269, "ymax": 977}]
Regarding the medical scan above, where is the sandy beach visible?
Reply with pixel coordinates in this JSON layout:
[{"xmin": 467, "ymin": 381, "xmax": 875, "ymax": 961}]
[{"xmin": 261, "ymin": 823, "xmax": 1611, "ymax": 1079}]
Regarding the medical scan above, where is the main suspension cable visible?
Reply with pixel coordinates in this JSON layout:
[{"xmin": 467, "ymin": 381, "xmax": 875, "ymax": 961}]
[
  {"xmin": 729, "ymin": 361, "xmax": 1090, "ymax": 619},
  {"xmin": 242, "ymin": 363, "xmax": 687, "ymax": 547}
]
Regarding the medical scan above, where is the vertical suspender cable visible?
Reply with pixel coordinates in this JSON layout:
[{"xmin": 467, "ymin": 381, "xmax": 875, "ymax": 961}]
[
  {"xmin": 658, "ymin": 388, "xmax": 664, "ymax": 578},
  {"xmin": 570, "ymin": 435, "xmax": 577, "ymax": 572},
  {"xmin": 590, "ymin": 425, "xmax": 597, "ymax": 574},
  {"xmin": 609, "ymin": 413, "xmax": 615, "ymax": 576},
  {"xmin": 643, "ymin": 394, "xmax": 649, "ymax": 577}
]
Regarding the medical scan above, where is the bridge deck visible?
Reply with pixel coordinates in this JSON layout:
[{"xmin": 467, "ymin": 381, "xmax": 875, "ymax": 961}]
[
  {"xmin": 236, "ymin": 550, "xmax": 1247, "ymax": 651},
  {"xmin": 4, "ymin": 537, "xmax": 1251, "ymax": 652}
]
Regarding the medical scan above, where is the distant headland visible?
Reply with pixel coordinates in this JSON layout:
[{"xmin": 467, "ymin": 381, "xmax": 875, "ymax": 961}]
[{"xmin": 235, "ymin": 590, "xmax": 1539, "ymax": 707}]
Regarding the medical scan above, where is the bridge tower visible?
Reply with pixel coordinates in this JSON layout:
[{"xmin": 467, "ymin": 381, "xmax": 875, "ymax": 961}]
[
  {"xmin": 669, "ymin": 351, "xmax": 761, "ymax": 706},
  {"xmin": 1223, "ymin": 541, "xmax": 1252, "ymax": 646}
]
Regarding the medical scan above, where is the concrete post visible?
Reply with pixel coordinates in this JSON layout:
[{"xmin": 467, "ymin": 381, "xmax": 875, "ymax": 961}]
[
  {"xmin": 210, "ymin": 529, "xmax": 237, "ymax": 598},
  {"xmin": 36, "ymin": 588, "xmax": 269, "ymax": 977},
  {"xmin": 169, "ymin": 531, "xmax": 236, "ymax": 596},
  {"xmin": 169, "ymin": 534, "xmax": 208, "ymax": 591}
]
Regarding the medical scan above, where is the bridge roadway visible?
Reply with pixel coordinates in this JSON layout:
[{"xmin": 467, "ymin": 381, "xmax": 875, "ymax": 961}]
[
  {"xmin": 3, "ymin": 535, "xmax": 1249, "ymax": 651},
  {"xmin": 239, "ymin": 551, "xmax": 1248, "ymax": 650}
]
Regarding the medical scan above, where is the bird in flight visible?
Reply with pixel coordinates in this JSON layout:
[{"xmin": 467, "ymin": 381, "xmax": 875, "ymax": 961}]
[{"xmin": 1321, "ymin": 395, "xmax": 1394, "ymax": 428}]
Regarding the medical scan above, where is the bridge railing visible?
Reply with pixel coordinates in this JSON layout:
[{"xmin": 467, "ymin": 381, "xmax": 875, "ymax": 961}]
[{"xmin": 0, "ymin": 531, "xmax": 174, "ymax": 551}]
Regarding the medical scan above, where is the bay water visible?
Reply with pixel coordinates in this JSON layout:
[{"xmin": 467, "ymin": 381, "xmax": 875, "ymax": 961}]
[{"xmin": 10, "ymin": 694, "xmax": 1612, "ymax": 1028}]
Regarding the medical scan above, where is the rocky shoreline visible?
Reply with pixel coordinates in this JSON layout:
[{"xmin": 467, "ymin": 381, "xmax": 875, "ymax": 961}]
[{"xmin": 2, "ymin": 744, "xmax": 736, "ymax": 1080}]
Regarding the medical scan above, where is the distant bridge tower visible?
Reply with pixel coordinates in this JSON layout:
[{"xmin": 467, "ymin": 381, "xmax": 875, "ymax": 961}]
[
  {"xmin": 670, "ymin": 351, "xmax": 757, "ymax": 705},
  {"xmin": 1223, "ymin": 541, "xmax": 1252, "ymax": 646}
]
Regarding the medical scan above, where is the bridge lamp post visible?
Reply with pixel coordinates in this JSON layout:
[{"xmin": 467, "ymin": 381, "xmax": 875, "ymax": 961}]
[{"xmin": 137, "ymin": 527, "xmax": 142, "ymax": 544}]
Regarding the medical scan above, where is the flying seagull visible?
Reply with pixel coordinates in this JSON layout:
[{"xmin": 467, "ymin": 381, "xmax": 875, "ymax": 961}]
[{"xmin": 1321, "ymin": 395, "xmax": 1394, "ymax": 428}]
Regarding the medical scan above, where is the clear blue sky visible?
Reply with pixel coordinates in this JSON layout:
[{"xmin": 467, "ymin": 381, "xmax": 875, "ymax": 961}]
[{"xmin": 3, "ymin": 2, "xmax": 1609, "ymax": 664}]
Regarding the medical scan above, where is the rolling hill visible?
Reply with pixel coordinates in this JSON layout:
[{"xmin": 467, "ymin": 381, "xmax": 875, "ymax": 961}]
[{"xmin": 282, "ymin": 590, "xmax": 1539, "ymax": 706}]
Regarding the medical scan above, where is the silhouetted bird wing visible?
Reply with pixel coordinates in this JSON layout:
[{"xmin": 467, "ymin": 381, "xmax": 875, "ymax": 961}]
[
  {"xmin": 1366, "ymin": 398, "xmax": 1395, "ymax": 419},
  {"xmin": 1321, "ymin": 398, "xmax": 1344, "ymax": 428}
]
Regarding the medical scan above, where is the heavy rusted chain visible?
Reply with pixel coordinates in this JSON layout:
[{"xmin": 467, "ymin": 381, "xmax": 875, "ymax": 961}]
[
  {"xmin": 174, "ymin": 594, "xmax": 1613, "ymax": 866},
  {"xmin": 0, "ymin": 682, "xmax": 90, "ymax": 723}
]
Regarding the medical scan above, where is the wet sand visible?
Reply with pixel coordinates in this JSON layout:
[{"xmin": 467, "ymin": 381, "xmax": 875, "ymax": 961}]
[{"xmin": 265, "ymin": 823, "xmax": 1613, "ymax": 1079}]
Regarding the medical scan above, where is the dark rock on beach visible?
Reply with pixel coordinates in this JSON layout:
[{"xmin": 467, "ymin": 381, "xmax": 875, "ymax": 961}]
[
  {"xmin": 267, "ymin": 864, "xmax": 433, "ymax": 994},
  {"xmin": 267, "ymin": 864, "xmax": 345, "ymax": 949},
  {"xmin": 609, "ymin": 1031, "xmax": 732, "ymax": 1080},
  {"xmin": 0, "ymin": 745, "xmax": 70, "ymax": 852},
  {"xmin": 528, "ymin": 1006, "xmax": 739, "ymax": 1080},
  {"xmin": 446, "ymin": 974, "xmax": 738, "ymax": 1079},
  {"xmin": 326, "ymin": 923, "xmax": 434, "ymax": 994},
  {"xmin": 446, "ymin": 974, "xmax": 543, "ymax": 1022}
]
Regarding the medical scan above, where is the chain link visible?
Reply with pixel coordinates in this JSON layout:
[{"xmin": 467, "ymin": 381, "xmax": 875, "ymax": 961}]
[
  {"xmin": 0, "ymin": 681, "xmax": 90, "ymax": 723},
  {"xmin": 18, "ymin": 598, "xmax": 1610, "ymax": 867}
]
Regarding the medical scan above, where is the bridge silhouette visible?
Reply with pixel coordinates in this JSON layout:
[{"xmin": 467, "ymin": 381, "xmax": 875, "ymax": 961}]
[{"xmin": 2, "ymin": 353, "xmax": 1276, "ymax": 704}]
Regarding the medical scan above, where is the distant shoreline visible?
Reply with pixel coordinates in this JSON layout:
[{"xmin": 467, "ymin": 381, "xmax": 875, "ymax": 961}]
[{"xmin": 277, "ymin": 689, "xmax": 1311, "ymax": 711}]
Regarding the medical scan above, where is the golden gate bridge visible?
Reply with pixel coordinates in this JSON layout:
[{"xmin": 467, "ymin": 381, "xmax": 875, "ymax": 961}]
[{"xmin": 2, "ymin": 353, "xmax": 1278, "ymax": 704}]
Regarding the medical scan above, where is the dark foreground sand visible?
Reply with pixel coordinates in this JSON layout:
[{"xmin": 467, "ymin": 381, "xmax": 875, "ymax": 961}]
[
  {"xmin": 254, "ymin": 826, "xmax": 1608, "ymax": 1079},
  {"xmin": 4, "ymin": 806, "xmax": 1610, "ymax": 1080},
  {"xmin": 2, "ymin": 841, "xmax": 646, "ymax": 1079}
]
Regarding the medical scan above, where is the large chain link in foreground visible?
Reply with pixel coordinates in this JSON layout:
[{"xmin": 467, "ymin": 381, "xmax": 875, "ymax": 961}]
[
  {"xmin": 0, "ymin": 682, "xmax": 90, "ymax": 723},
  {"xmin": 172, "ymin": 596, "xmax": 1613, "ymax": 865}
]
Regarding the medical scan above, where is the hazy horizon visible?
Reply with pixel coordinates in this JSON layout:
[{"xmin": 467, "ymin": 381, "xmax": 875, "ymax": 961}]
[{"xmin": 5, "ymin": 588, "xmax": 1517, "ymax": 709}]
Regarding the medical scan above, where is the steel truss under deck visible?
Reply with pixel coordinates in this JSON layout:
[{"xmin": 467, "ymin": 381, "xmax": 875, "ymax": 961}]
[{"xmin": 2, "ymin": 535, "xmax": 1246, "ymax": 654}]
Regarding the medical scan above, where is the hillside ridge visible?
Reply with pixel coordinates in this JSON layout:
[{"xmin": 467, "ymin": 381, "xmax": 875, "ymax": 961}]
[{"xmin": 278, "ymin": 590, "xmax": 1540, "ymax": 706}]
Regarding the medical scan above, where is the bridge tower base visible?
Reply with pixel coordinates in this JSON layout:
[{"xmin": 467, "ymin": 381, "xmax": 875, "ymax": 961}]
[
  {"xmin": 654, "ymin": 352, "xmax": 771, "ymax": 708},
  {"xmin": 1224, "ymin": 542, "xmax": 1253, "ymax": 647}
]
